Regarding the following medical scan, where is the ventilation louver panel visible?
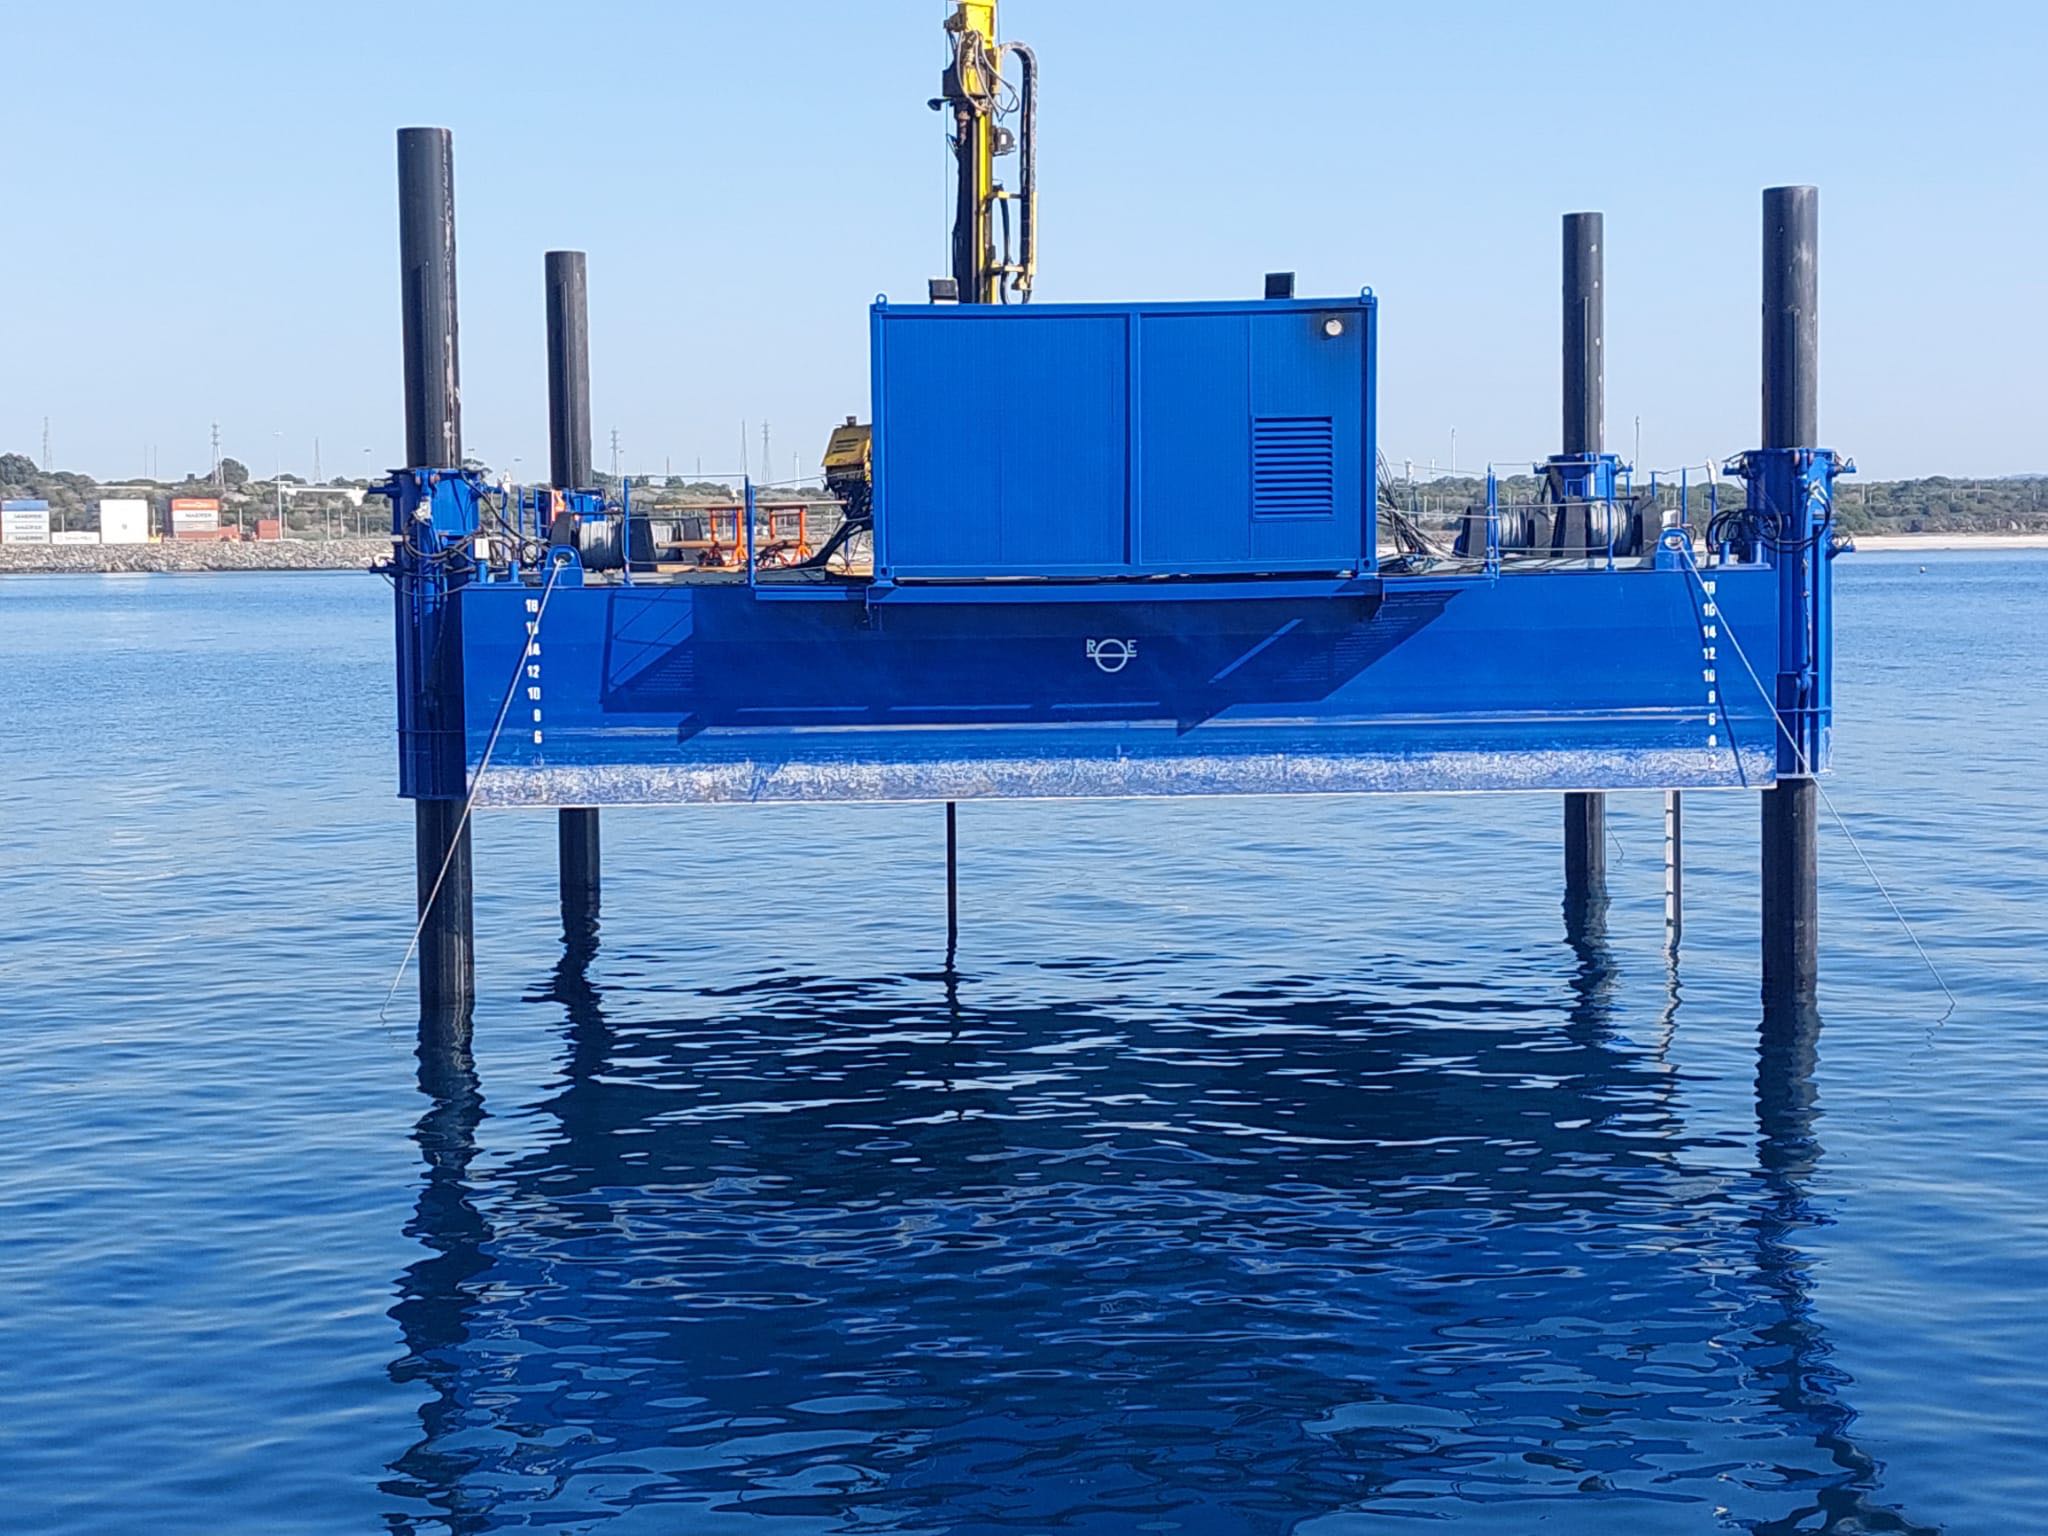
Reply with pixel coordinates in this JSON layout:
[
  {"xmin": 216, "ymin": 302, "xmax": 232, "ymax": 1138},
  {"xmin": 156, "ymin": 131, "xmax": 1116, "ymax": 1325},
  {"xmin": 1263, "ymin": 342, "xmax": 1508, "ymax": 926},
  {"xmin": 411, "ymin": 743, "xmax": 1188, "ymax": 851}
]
[{"xmin": 1251, "ymin": 415, "xmax": 1336, "ymax": 517}]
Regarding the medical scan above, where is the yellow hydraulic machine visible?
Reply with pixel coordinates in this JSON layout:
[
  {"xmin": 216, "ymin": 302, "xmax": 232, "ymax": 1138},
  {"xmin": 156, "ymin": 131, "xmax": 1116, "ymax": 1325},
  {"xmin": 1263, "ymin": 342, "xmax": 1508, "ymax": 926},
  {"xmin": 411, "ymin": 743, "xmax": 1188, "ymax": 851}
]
[{"xmin": 805, "ymin": 3, "xmax": 1037, "ymax": 570}]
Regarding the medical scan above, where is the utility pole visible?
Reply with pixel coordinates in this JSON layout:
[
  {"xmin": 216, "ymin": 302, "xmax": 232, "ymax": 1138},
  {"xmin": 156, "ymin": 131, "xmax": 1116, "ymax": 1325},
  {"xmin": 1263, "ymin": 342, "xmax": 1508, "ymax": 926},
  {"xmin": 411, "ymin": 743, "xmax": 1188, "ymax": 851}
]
[
  {"xmin": 1634, "ymin": 414, "xmax": 1642, "ymax": 470},
  {"xmin": 273, "ymin": 430, "xmax": 284, "ymax": 538},
  {"xmin": 313, "ymin": 436, "xmax": 322, "ymax": 483},
  {"xmin": 211, "ymin": 422, "xmax": 222, "ymax": 487},
  {"xmin": 42, "ymin": 416, "xmax": 50, "ymax": 468},
  {"xmin": 762, "ymin": 421, "xmax": 771, "ymax": 486},
  {"xmin": 609, "ymin": 426, "xmax": 620, "ymax": 480}
]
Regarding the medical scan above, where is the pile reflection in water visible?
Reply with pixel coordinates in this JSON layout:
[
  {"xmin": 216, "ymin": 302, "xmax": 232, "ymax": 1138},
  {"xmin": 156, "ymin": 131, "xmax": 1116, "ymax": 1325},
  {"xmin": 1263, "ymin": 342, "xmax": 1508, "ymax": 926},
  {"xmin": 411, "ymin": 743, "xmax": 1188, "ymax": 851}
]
[{"xmin": 385, "ymin": 925, "xmax": 1932, "ymax": 1534}]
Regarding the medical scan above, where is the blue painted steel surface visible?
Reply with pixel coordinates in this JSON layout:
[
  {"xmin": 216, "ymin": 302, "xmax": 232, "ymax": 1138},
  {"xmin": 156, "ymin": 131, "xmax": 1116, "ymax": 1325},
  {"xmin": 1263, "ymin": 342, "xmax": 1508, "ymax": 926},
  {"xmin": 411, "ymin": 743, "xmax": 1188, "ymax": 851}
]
[
  {"xmin": 871, "ymin": 297, "xmax": 1374, "ymax": 580},
  {"xmin": 387, "ymin": 469, "xmax": 482, "ymax": 800},
  {"xmin": 874, "ymin": 309, "xmax": 1127, "ymax": 576},
  {"xmin": 1732, "ymin": 446, "xmax": 1845, "ymax": 776},
  {"xmin": 446, "ymin": 566, "xmax": 1781, "ymax": 806},
  {"xmin": 383, "ymin": 315, "xmax": 1836, "ymax": 814},
  {"xmin": 1547, "ymin": 451, "xmax": 1621, "ymax": 505}
]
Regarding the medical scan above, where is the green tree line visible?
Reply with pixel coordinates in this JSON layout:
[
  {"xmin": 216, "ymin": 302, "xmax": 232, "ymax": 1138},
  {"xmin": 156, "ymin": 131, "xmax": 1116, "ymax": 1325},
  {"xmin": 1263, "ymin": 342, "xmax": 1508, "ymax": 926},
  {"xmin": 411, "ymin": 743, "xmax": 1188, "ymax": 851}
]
[
  {"xmin": 1387, "ymin": 470, "xmax": 2048, "ymax": 535},
  {"xmin": 4, "ymin": 452, "xmax": 2044, "ymax": 536}
]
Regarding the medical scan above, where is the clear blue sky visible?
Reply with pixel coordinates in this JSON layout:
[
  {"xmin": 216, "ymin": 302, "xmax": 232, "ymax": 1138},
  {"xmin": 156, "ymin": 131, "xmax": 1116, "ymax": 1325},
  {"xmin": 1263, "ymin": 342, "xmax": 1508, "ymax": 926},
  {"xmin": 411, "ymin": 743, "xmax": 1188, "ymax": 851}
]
[{"xmin": 4, "ymin": 0, "xmax": 2042, "ymax": 483}]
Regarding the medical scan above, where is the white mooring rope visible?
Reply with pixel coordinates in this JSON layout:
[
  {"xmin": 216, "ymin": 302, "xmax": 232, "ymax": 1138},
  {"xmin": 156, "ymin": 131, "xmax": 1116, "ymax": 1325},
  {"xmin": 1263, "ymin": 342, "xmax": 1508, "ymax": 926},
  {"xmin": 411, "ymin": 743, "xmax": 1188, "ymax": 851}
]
[
  {"xmin": 379, "ymin": 555, "xmax": 568, "ymax": 1023},
  {"xmin": 1677, "ymin": 548, "xmax": 1958, "ymax": 1022}
]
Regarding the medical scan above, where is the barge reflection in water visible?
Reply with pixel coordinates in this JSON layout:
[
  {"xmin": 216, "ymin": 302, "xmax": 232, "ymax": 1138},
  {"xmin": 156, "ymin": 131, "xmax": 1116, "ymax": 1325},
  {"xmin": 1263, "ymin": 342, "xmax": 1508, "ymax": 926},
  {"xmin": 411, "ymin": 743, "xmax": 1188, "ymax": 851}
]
[{"xmin": 385, "ymin": 933, "xmax": 1931, "ymax": 1533}]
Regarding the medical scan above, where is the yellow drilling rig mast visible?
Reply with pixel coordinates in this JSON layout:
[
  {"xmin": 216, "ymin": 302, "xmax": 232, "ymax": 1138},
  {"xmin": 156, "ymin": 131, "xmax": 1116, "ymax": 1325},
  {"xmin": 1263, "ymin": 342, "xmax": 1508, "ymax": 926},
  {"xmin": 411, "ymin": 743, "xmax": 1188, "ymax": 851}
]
[{"xmin": 937, "ymin": 1, "xmax": 1037, "ymax": 304}]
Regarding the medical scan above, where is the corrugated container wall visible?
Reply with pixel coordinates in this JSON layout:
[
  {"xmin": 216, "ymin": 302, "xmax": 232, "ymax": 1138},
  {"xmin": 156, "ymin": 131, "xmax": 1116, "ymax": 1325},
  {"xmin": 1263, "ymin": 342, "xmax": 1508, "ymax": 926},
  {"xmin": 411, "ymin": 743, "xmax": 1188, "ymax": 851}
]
[{"xmin": 871, "ymin": 296, "xmax": 1376, "ymax": 581}]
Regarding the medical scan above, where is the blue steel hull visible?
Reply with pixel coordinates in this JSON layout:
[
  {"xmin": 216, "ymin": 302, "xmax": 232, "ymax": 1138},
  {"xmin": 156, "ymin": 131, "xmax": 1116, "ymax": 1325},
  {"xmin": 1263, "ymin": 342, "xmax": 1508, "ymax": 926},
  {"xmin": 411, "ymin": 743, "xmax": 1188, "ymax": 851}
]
[{"xmin": 450, "ymin": 566, "xmax": 1788, "ymax": 807}]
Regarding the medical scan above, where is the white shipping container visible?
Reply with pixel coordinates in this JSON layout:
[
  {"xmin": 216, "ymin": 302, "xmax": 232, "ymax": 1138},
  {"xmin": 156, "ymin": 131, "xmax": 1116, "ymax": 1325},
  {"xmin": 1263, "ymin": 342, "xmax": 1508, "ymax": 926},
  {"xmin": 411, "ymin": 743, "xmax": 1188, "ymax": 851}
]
[
  {"xmin": 1, "ymin": 505, "xmax": 51, "ymax": 544},
  {"xmin": 99, "ymin": 498, "xmax": 150, "ymax": 544},
  {"xmin": 51, "ymin": 530, "xmax": 101, "ymax": 545}
]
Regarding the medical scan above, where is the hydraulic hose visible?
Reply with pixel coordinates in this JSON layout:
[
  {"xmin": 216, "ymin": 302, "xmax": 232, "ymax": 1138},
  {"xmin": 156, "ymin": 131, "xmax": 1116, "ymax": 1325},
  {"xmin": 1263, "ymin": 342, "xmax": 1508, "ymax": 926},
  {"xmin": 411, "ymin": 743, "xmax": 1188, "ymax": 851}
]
[{"xmin": 1005, "ymin": 41, "xmax": 1037, "ymax": 300}]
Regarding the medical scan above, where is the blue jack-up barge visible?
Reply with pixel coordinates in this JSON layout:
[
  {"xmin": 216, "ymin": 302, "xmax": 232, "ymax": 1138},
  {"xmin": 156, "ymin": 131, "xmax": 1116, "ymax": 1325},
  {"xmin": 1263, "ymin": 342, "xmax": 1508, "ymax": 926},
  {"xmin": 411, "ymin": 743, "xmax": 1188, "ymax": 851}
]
[
  {"xmin": 383, "ymin": 8, "xmax": 1842, "ymax": 1016},
  {"xmin": 393, "ymin": 291, "xmax": 1835, "ymax": 809}
]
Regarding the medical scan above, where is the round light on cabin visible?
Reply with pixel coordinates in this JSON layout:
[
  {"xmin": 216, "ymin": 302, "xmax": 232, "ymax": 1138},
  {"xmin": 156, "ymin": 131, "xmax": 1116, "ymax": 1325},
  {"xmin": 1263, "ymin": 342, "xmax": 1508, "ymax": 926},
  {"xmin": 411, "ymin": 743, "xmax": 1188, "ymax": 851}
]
[{"xmin": 1322, "ymin": 316, "xmax": 1345, "ymax": 338}]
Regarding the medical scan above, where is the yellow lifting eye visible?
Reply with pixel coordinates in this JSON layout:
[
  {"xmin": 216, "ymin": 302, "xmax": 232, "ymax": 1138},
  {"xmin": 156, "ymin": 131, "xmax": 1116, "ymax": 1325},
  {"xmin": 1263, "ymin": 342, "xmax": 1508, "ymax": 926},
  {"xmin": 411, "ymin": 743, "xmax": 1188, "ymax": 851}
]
[{"xmin": 1322, "ymin": 316, "xmax": 1345, "ymax": 338}]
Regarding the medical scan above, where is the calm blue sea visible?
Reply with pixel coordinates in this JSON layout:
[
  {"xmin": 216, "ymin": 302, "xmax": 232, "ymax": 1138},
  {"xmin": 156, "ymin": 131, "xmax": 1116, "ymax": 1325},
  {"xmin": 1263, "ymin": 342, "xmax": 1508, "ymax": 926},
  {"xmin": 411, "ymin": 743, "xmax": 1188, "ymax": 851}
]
[{"xmin": 1, "ymin": 554, "xmax": 2041, "ymax": 1534}]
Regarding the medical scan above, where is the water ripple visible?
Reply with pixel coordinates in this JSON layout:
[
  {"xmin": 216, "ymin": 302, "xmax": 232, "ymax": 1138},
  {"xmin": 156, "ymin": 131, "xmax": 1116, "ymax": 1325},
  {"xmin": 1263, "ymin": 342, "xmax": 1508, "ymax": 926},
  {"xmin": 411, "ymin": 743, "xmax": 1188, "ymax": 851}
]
[{"xmin": 2, "ymin": 561, "xmax": 2043, "ymax": 1532}]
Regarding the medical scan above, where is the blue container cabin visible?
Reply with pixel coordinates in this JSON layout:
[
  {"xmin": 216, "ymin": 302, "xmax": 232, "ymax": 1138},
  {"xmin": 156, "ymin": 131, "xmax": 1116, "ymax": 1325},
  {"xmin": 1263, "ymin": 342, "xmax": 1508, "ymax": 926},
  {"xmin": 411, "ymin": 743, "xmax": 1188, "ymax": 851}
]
[
  {"xmin": 388, "ymin": 288, "xmax": 1837, "ymax": 812},
  {"xmin": 872, "ymin": 297, "xmax": 1373, "ymax": 580}
]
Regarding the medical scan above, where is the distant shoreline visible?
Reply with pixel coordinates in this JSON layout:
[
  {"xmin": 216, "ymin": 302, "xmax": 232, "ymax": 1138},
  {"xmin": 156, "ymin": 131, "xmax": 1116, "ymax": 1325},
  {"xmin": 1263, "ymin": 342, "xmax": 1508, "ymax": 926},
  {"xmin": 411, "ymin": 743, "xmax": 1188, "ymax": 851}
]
[
  {"xmin": 0, "ymin": 538, "xmax": 387, "ymax": 576},
  {"xmin": 1847, "ymin": 533, "xmax": 2048, "ymax": 551},
  {"xmin": 3, "ymin": 529, "xmax": 2043, "ymax": 577}
]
